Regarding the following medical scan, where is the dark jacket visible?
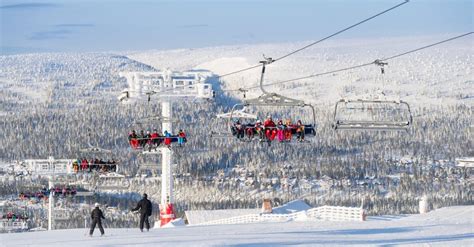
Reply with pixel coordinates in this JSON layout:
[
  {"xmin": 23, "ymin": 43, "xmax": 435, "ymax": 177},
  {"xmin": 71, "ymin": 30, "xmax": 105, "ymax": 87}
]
[
  {"xmin": 132, "ymin": 198, "xmax": 152, "ymax": 216},
  {"xmin": 91, "ymin": 207, "xmax": 105, "ymax": 220}
]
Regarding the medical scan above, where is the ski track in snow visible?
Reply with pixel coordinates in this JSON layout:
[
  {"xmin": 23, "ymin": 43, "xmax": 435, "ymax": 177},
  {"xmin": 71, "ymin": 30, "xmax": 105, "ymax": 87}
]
[{"xmin": 1, "ymin": 206, "xmax": 473, "ymax": 246}]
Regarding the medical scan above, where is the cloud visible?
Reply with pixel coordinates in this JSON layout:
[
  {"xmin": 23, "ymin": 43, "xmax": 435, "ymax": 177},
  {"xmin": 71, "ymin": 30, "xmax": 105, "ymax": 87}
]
[
  {"xmin": 54, "ymin": 24, "xmax": 95, "ymax": 28},
  {"xmin": 177, "ymin": 24, "xmax": 209, "ymax": 29},
  {"xmin": 29, "ymin": 30, "xmax": 72, "ymax": 40},
  {"xmin": 0, "ymin": 3, "xmax": 59, "ymax": 9},
  {"xmin": 28, "ymin": 23, "xmax": 94, "ymax": 41}
]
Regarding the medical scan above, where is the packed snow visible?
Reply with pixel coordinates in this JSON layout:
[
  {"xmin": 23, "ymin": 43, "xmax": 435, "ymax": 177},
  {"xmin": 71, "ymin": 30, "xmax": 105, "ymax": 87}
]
[{"xmin": 1, "ymin": 205, "xmax": 473, "ymax": 246}]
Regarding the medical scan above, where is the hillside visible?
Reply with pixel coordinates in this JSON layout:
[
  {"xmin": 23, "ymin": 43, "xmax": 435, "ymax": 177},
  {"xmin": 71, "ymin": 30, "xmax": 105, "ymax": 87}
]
[{"xmin": 128, "ymin": 35, "xmax": 473, "ymax": 106}]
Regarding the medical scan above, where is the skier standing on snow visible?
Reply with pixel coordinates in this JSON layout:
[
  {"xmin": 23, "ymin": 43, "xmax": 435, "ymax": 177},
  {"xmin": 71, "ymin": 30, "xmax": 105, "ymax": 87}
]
[
  {"xmin": 131, "ymin": 193, "xmax": 153, "ymax": 232},
  {"xmin": 90, "ymin": 203, "xmax": 105, "ymax": 236}
]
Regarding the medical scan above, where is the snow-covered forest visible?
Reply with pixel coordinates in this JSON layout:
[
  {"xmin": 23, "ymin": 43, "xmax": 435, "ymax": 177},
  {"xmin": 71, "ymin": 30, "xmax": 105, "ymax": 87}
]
[{"xmin": 0, "ymin": 37, "xmax": 472, "ymax": 230}]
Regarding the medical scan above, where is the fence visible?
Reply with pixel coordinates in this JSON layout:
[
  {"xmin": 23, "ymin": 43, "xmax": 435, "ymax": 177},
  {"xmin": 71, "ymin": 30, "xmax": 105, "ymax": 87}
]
[
  {"xmin": 306, "ymin": 206, "xmax": 364, "ymax": 221},
  {"xmin": 194, "ymin": 205, "xmax": 364, "ymax": 226}
]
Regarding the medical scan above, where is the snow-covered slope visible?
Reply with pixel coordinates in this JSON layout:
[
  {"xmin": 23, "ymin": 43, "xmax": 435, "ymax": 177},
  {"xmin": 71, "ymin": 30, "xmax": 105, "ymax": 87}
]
[
  {"xmin": 2, "ymin": 206, "xmax": 473, "ymax": 246},
  {"xmin": 128, "ymin": 35, "xmax": 473, "ymax": 107}
]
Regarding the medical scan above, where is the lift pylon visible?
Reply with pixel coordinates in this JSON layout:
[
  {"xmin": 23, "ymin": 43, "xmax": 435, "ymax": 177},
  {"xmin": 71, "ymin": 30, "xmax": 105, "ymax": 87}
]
[{"xmin": 119, "ymin": 69, "xmax": 214, "ymax": 226}]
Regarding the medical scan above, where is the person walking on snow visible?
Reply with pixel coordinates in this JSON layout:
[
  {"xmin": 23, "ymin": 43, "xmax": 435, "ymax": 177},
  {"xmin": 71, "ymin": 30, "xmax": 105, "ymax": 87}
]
[
  {"xmin": 131, "ymin": 193, "xmax": 153, "ymax": 232},
  {"xmin": 89, "ymin": 203, "xmax": 105, "ymax": 236}
]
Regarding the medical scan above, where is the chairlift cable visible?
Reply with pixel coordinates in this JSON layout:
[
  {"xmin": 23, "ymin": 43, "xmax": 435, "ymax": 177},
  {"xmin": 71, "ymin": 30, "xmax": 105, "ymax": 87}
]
[
  {"xmin": 218, "ymin": 0, "xmax": 410, "ymax": 79},
  {"xmin": 380, "ymin": 31, "xmax": 473, "ymax": 61},
  {"xmin": 273, "ymin": 0, "xmax": 410, "ymax": 62},
  {"xmin": 217, "ymin": 64, "xmax": 264, "ymax": 79},
  {"xmin": 234, "ymin": 32, "xmax": 473, "ymax": 91}
]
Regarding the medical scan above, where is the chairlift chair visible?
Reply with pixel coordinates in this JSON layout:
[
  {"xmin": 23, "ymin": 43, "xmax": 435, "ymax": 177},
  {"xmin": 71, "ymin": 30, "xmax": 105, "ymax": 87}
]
[
  {"xmin": 128, "ymin": 116, "xmax": 186, "ymax": 151},
  {"xmin": 332, "ymin": 61, "xmax": 413, "ymax": 131},
  {"xmin": 456, "ymin": 157, "xmax": 474, "ymax": 168},
  {"xmin": 77, "ymin": 135, "xmax": 121, "ymax": 174},
  {"xmin": 210, "ymin": 107, "xmax": 257, "ymax": 138},
  {"xmin": 96, "ymin": 173, "xmax": 130, "ymax": 190},
  {"xmin": 0, "ymin": 208, "xmax": 29, "ymax": 232},
  {"xmin": 226, "ymin": 56, "xmax": 317, "ymax": 143},
  {"xmin": 333, "ymin": 99, "xmax": 413, "ymax": 131}
]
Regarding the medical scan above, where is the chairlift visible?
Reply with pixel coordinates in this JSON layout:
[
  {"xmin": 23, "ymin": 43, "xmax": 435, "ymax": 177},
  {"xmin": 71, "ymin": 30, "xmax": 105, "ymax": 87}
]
[
  {"xmin": 75, "ymin": 137, "xmax": 121, "ymax": 174},
  {"xmin": 0, "ymin": 207, "xmax": 29, "ymax": 232},
  {"xmin": 210, "ymin": 107, "xmax": 257, "ymax": 138},
  {"xmin": 332, "ymin": 61, "xmax": 413, "ymax": 131},
  {"xmin": 95, "ymin": 172, "xmax": 130, "ymax": 190},
  {"xmin": 333, "ymin": 99, "xmax": 413, "ymax": 131},
  {"xmin": 19, "ymin": 189, "xmax": 50, "ymax": 201},
  {"xmin": 48, "ymin": 185, "xmax": 78, "ymax": 197},
  {"xmin": 456, "ymin": 157, "xmax": 474, "ymax": 168},
  {"xmin": 128, "ymin": 116, "xmax": 187, "ymax": 151},
  {"xmin": 65, "ymin": 182, "xmax": 95, "ymax": 196},
  {"xmin": 225, "ymin": 56, "xmax": 317, "ymax": 143}
]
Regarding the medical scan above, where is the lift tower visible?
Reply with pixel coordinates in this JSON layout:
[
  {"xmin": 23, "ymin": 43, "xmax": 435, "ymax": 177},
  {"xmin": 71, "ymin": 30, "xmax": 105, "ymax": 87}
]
[{"xmin": 119, "ymin": 69, "xmax": 213, "ymax": 226}]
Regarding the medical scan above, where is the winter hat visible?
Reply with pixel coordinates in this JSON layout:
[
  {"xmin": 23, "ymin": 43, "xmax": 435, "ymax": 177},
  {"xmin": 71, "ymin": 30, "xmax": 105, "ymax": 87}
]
[
  {"xmin": 143, "ymin": 193, "xmax": 148, "ymax": 198},
  {"xmin": 95, "ymin": 203, "xmax": 100, "ymax": 207}
]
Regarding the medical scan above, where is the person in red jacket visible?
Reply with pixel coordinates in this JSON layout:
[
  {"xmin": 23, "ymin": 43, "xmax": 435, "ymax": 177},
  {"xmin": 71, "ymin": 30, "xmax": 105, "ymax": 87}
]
[
  {"xmin": 129, "ymin": 130, "xmax": 139, "ymax": 149},
  {"xmin": 178, "ymin": 130, "xmax": 186, "ymax": 147},
  {"xmin": 164, "ymin": 130, "xmax": 172, "ymax": 147},
  {"xmin": 263, "ymin": 116, "xmax": 277, "ymax": 141},
  {"xmin": 81, "ymin": 158, "xmax": 89, "ymax": 171},
  {"xmin": 150, "ymin": 129, "xmax": 160, "ymax": 147}
]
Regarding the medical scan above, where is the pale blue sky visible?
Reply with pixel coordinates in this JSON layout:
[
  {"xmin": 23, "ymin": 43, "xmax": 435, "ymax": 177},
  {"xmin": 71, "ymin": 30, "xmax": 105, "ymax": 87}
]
[{"xmin": 0, "ymin": 0, "xmax": 472, "ymax": 55}]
